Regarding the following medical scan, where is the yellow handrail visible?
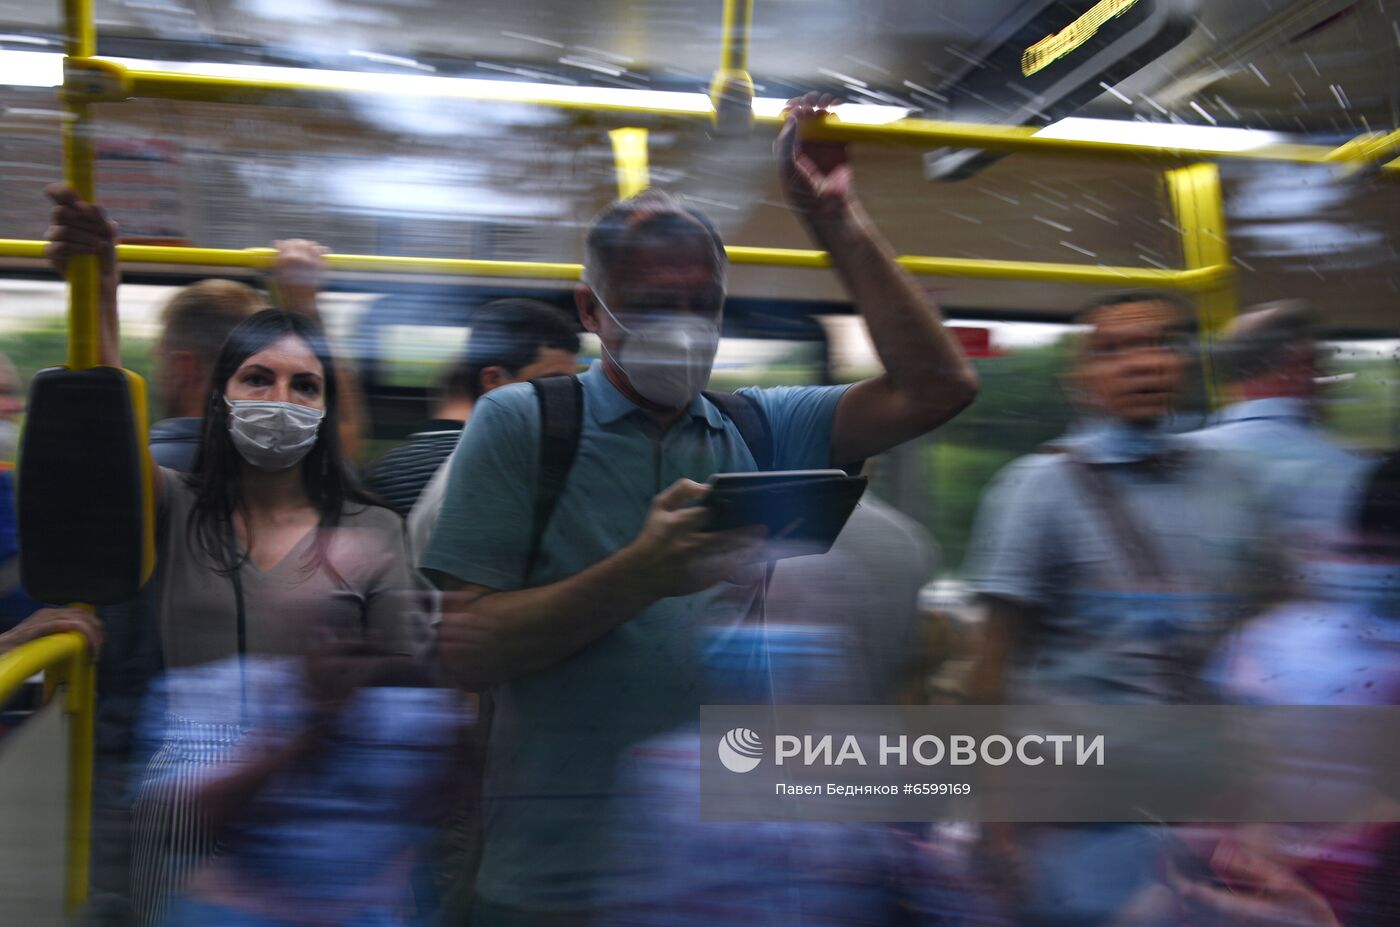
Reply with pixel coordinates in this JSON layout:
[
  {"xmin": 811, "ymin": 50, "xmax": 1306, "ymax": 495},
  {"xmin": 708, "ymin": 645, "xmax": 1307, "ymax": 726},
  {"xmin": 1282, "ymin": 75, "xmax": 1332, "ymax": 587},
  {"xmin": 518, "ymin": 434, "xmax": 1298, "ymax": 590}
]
[
  {"xmin": 60, "ymin": 57, "xmax": 1399, "ymax": 175},
  {"xmin": 790, "ymin": 115, "xmax": 1400, "ymax": 174},
  {"xmin": 0, "ymin": 631, "xmax": 95, "ymax": 912},
  {"xmin": 0, "ymin": 239, "xmax": 1227, "ymax": 290},
  {"xmin": 62, "ymin": 0, "xmax": 99, "ymax": 369}
]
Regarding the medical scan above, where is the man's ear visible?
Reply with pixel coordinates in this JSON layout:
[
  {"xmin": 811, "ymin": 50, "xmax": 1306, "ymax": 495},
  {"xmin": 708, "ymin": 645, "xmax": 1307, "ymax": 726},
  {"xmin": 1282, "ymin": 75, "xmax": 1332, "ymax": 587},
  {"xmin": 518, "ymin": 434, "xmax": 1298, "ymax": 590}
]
[
  {"xmin": 575, "ymin": 284, "xmax": 601, "ymax": 334},
  {"xmin": 479, "ymin": 366, "xmax": 511, "ymax": 393}
]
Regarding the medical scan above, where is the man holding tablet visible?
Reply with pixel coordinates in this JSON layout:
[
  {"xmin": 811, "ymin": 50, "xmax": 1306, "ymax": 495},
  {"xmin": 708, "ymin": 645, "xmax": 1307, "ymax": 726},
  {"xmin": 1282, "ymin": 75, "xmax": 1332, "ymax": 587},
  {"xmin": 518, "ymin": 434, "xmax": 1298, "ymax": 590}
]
[{"xmin": 421, "ymin": 93, "xmax": 977, "ymax": 926}]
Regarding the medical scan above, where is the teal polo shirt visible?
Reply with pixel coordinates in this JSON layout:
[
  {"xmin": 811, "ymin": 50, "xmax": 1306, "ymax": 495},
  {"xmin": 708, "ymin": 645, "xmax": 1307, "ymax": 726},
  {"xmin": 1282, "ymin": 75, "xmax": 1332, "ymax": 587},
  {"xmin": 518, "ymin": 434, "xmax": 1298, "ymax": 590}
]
[{"xmin": 420, "ymin": 360, "xmax": 849, "ymax": 910}]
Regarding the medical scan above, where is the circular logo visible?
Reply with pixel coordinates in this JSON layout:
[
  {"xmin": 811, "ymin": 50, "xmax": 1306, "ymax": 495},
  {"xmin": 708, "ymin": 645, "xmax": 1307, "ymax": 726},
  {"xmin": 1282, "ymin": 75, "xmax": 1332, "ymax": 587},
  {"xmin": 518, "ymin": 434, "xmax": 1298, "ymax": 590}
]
[{"xmin": 717, "ymin": 727, "xmax": 764, "ymax": 773}]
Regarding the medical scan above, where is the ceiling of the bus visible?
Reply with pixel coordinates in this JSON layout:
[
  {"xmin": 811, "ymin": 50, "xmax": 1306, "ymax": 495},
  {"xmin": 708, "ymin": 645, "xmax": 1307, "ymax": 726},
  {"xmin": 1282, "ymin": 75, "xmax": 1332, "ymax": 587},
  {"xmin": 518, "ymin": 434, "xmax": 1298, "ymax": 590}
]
[
  {"xmin": 0, "ymin": 0, "xmax": 1393, "ymax": 131},
  {"xmin": 0, "ymin": 0, "xmax": 1395, "ymax": 330}
]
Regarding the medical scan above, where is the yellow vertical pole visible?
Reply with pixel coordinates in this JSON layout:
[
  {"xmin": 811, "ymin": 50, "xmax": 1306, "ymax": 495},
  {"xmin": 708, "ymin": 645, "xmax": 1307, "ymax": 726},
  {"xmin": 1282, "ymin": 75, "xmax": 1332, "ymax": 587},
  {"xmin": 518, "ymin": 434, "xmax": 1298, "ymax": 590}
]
[
  {"xmin": 717, "ymin": 0, "xmax": 753, "ymax": 73},
  {"xmin": 608, "ymin": 128, "xmax": 651, "ymax": 199},
  {"xmin": 62, "ymin": 0, "xmax": 100, "ymax": 371},
  {"xmin": 57, "ymin": 5, "xmax": 98, "ymax": 911},
  {"xmin": 62, "ymin": 651, "xmax": 95, "ymax": 911},
  {"xmin": 1164, "ymin": 162, "xmax": 1235, "ymax": 406},
  {"xmin": 38, "ymin": 639, "xmax": 95, "ymax": 912},
  {"xmin": 709, "ymin": 0, "xmax": 755, "ymax": 134}
]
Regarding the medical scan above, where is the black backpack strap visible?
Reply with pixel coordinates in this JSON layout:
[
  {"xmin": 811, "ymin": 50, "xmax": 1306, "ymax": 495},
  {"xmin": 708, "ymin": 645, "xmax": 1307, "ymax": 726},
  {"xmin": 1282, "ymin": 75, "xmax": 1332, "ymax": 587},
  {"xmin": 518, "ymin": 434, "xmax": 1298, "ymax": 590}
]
[
  {"xmin": 702, "ymin": 390, "xmax": 774, "ymax": 472},
  {"xmin": 528, "ymin": 375, "xmax": 584, "ymax": 575}
]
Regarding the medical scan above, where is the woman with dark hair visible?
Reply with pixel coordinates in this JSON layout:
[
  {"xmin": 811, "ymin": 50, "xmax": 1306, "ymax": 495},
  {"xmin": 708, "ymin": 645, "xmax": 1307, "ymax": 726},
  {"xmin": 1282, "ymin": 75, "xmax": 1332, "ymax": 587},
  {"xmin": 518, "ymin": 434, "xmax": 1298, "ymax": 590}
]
[
  {"xmin": 44, "ymin": 186, "xmax": 423, "ymax": 667},
  {"xmin": 155, "ymin": 306, "xmax": 423, "ymax": 666},
  {"xmin": 45, "ymin": 187, "xmax": 432, "ymax": 925}
]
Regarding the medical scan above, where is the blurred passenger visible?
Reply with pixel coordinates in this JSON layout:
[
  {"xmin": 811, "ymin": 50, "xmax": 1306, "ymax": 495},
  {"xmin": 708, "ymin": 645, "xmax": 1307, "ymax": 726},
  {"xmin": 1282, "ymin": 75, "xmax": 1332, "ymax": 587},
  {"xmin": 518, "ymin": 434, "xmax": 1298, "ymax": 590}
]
[
  {"xmin": 1191, "ymin": 300, "xmax": 1375, "ymax": 578},
  {"xmin": 1213, "ymin": 452, "xmax": 1400, "ymax": 706},
  {"xmin": 764, "ymin": 488, "xmax": 939, "ymax": 705},
  {"xmin": 0, "ymin": 350, "xmax": 39, "ymax": 629},
  {"xmin": 366, "ymin": 297, "xmax": 578, "ymax": 516},
  {"xmin": 422, "ymin": 94, "xmax": 977, "ymax": 926},
  {"xmin": 147, "ymin": 279, "xmax": 266, "ymax": 470},
  {"xmin": 963, "ymin": 291, "xmax": 1279, "ymax": 926},
  {"xmin": 966, "ymin": 291, "xmax": 1276, "ymax": 707},
  {"xmin": 595, "ymin": 626, "xmax": 1006, "ymax": 927},
  {"xmin": 44, "ymin": 186, "xmax": 429, "ymax": 926},
  {"xmin": 146, "ymin": 644, "xmax": 466, "ymax": 927},
  {"xmin": 1205, "ymin": 454, "xmax": 1400, "ymax": 926}
]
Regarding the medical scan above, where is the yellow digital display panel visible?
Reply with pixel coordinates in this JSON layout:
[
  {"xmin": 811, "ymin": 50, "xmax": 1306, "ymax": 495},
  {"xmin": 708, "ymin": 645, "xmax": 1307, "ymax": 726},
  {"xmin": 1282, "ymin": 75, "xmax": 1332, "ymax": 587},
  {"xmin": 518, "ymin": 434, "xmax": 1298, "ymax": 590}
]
[{"xmin": 1022, "ymin": 0, "xmax": 1143, "ymax": 77}]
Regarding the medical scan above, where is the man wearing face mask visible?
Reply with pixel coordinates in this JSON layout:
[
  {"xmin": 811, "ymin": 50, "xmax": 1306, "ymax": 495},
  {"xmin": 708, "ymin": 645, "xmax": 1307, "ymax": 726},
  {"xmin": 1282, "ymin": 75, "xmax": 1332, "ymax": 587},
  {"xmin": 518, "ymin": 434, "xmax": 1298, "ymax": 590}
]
[{"xmin": 421, "ymin": 95, "xmax": 978, "ymax": 925}]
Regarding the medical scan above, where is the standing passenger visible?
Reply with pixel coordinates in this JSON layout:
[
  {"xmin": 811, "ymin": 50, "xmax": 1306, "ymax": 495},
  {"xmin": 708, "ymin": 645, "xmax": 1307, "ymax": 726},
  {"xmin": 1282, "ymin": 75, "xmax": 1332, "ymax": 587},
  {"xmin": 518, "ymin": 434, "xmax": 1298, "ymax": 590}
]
[
  {"xmin": 1191, "ymin": 300, "xmax": 1375, "ymax": 583},
  {"xmin": 146, "ymin": 280, "xmax": 266, "ymax": 470},
  {"xmin": 422, "ymin": 94, "xmax": 978, "ymax": 926},
  {"xmin": 42, "ymin": 189, "xmax": 346, "ymax": 925},
  {"xmin": 366, "ymin": 297, "xmax": 578, "ymax": 516},
  {"xmin": 963, "ymin": 291, "xmax": 1279, "ymax": 925},
  {"xmin": 966, "ymin": 291, "xmax": 1276, "ymax": 706},
  {"xmin": 43, "ymin": 185, "xmax": 429, "ymax": 925}
]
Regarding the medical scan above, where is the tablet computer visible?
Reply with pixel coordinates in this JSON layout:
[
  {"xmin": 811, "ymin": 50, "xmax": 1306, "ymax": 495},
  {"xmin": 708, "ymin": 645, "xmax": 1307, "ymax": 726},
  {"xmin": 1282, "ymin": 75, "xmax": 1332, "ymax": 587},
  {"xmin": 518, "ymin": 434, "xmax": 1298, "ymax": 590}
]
[{"xmin": 703, "ymin": 469, "xmax": 867, "ymax": 559}]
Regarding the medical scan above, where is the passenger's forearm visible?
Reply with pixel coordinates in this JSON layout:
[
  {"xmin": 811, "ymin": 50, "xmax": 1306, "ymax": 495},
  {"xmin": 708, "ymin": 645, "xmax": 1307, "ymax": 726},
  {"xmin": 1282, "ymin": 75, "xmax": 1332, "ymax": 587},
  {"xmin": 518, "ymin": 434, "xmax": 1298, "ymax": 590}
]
[
  {"xmin": 200, "ymin": 729, "xmax": 323, "ymax": 830},
  {"xmin": 446, "ymin": 544, "xmax": 664, "ymax": 685},
  {"xmin": 808, "ymin": 202, "xmax": 976, "ymax": 400},
  {"xmin": 967, "ymin": 598, "xmax": 1022, "ymax": 705}
]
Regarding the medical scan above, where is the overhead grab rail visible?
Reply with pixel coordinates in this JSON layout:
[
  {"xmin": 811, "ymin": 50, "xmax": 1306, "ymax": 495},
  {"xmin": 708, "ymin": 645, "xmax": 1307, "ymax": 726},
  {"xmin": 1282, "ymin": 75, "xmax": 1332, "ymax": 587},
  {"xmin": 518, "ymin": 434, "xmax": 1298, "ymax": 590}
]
[
  {"xmin": 59, "ymin": 56, "xmax": 1400, "ymax": 175},
  {"xmin": 0, "ymin": 240, "xmax": 1230, "ymax": 291}
]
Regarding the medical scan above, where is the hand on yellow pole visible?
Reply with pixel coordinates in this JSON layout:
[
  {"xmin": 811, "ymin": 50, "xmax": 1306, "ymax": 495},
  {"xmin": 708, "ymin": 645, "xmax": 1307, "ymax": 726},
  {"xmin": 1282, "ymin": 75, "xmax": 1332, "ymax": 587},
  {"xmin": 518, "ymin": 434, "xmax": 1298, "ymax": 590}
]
[
  {"xmin": 0, "ymin": 606, "xmax": 103, "ymax": 660},
  {"xmin": 45, "ymin": 184, "xmax": 121, "ymax": 368}
]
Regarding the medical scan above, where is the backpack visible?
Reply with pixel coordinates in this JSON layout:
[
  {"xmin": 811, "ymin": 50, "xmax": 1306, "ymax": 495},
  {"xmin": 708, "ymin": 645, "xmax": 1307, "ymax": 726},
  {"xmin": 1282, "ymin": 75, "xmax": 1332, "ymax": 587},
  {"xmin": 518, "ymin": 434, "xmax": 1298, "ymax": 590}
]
[
  {"xmin": 451, "ymin": 377, "xmax": 778, "ymax": 908},
  {"xmin": 526, "ymin": 373, "xmax": 774, "ymax": 571}
]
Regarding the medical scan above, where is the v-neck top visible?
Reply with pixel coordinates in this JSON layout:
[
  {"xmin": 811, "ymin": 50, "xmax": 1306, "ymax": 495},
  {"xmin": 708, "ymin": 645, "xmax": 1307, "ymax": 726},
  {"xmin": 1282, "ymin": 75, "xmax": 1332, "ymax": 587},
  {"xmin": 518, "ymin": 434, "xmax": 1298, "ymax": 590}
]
[{"xmin": 155, "ymin": 467, "xmax": 430, "ymax": 669}]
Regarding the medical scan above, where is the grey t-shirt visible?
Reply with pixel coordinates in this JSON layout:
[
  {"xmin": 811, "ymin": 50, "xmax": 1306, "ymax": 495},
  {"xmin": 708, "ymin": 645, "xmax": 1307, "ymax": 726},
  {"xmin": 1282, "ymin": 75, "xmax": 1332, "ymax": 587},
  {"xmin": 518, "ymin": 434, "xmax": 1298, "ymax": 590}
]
[
  {"xmin": 156, "ymin": 468, "xmax": 430, "ymax": 670},
  {"xmin": 965, "ymin": 447, "xmax": 1276, "ymax": 703}
]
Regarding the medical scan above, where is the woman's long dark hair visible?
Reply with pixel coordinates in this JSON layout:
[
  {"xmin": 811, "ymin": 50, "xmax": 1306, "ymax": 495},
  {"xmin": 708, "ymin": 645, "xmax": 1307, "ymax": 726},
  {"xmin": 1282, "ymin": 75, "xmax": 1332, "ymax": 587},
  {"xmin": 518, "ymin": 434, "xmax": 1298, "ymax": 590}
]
[{"xmin": 187, "ymin": 309, "xmax": 378, "ymax": 573}]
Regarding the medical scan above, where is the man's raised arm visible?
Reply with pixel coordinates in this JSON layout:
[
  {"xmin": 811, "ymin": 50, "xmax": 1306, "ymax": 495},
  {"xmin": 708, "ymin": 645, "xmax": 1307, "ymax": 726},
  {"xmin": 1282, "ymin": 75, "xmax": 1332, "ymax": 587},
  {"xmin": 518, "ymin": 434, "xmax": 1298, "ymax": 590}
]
[{"xmin": 775, "ymin": 94, "xmax": 978, "ymax": 466}]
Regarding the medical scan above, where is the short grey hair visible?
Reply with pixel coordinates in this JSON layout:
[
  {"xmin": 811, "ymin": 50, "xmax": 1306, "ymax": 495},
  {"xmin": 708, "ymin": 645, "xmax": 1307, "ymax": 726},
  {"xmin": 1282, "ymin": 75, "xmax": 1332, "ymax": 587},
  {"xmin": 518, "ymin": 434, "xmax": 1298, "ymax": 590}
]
[
  {"xmin": 581, "ymin": 190, "xmax": 727, "ymax": 296},
  {"xmin": 1215, "ymin": 299, "xmax": 1316, "ymax": 383}
]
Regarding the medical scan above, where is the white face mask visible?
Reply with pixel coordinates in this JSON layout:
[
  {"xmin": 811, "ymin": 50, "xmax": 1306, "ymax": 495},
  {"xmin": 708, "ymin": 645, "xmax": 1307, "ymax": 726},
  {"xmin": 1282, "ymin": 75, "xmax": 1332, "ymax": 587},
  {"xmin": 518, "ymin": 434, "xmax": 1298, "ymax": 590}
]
[
  {"xmin": 595, "ymin": 295, "xmax": 721, "ymax": 409},
  {"xmin": 225, "ymin": 398, "xmax": 325, "ymax": 471}
]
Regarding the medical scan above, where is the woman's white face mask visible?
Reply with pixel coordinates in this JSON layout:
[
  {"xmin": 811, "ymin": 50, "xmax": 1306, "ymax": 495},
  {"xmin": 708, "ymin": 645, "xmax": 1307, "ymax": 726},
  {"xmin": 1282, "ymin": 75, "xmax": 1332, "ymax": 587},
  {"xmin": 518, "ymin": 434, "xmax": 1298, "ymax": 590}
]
[
  {"xmin": 595, "ymin": 295, "xmax": 721, "ymax": 409},
  {"xmin": 225, "ymin": 398, "xmax": 325, "ymax": 471}
]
